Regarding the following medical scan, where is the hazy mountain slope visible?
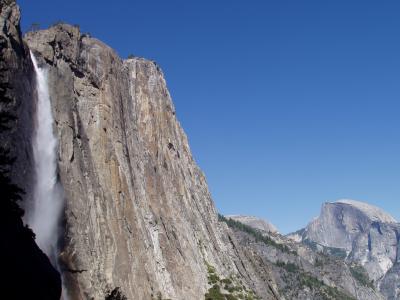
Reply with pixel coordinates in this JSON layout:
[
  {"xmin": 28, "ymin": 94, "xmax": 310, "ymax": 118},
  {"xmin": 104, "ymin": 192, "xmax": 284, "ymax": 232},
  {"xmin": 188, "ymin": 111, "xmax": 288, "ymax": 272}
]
[
  {"xmin": 220, "ymin": 215, "xmax": 384, "ymax": 300},
  {"xmin": 226, "ymin": 215, "xmax": 278, "ymax": 233},
  {"xmin": 288, "ymin": 199, "xmax": 400, "ymax": 299}
]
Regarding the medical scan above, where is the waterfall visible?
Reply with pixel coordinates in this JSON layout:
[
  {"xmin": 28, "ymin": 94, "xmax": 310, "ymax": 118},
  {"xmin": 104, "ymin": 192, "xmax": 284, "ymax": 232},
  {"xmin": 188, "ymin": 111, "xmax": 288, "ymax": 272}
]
[{"xmin": 29, "ymin": 51, "xmax": 63, "ymax": 264}]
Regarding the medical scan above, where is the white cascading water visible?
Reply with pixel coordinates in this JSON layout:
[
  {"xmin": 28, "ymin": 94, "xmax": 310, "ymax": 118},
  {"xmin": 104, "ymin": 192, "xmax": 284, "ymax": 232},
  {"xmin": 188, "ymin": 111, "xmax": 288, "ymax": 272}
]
[{"xmin": 29, "ymin": 51, "xmax": 64, "ymax": 264}]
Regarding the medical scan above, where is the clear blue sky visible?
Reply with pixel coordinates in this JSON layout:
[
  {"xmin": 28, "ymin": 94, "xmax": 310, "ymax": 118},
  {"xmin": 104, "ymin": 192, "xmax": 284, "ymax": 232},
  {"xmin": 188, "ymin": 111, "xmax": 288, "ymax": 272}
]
[{"xmin": 19, "ymin": 0, "xmax": 400, "ymax": 233}]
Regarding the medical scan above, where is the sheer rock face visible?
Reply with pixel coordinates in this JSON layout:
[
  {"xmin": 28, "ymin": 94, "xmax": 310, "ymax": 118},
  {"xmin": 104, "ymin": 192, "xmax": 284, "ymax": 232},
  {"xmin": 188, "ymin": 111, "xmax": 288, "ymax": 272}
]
[
  {"xmin": 25, "ymin": 25, "xmax": 279, "ymax": 300},
  {"xmin": 290, "ymin": 199, "xmax": 400, "ymax": 299}
]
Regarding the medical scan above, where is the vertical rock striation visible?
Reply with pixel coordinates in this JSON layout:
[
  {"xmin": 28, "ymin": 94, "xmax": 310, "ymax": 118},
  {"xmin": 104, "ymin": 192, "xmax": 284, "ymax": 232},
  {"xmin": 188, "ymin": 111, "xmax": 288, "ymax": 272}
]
[{"xmin": 25, "ymin": 25, "xmax": 279, "ymax": 299}]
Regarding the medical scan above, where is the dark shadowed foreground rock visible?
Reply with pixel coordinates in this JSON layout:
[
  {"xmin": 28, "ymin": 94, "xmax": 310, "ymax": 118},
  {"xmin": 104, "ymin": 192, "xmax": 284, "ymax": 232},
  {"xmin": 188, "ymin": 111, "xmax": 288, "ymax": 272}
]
[
  {"xmin": 1, "ymin": 218, "xmax": 62, "ymax": 299},
  {"xmin": 25, "ymin": 25, "xmax": 280, "ymax": 299},
  {"xmin": 0, "ymin": 0, "xmax": 61, "ymax": 299}
]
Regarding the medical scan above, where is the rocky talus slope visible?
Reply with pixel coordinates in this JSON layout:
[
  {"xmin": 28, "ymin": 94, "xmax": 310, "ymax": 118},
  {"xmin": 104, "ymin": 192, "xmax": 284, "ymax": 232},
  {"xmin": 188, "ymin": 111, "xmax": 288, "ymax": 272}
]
[
  {"xmin": 0, "ymin": 0, "xmax": 61, "ymax": 298},
  {"xmin": 288, "ymin": 199, "xmax": 400, "ymax": 299},
  {"xmin": 25, "ymin": 24, "xmax": 280, "ymax": 300}
]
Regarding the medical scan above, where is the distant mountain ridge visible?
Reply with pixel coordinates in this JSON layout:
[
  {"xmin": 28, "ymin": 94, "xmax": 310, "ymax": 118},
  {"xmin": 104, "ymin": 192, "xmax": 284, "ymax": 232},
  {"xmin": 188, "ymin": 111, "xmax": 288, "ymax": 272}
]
[
  {"xmin": 220, "ymin": 211, "xmax": 383, "ymax": 299},
  {"xmin": 287, "ymin": 199, "xmax": 400, "ymax": 299},
  {"xmin": 226, "ymin": 199, "xmax": 400, "ymax": 299},
  {"xmin": 225, "ymin": 215, "xmax": 279, "ymax": 233}
]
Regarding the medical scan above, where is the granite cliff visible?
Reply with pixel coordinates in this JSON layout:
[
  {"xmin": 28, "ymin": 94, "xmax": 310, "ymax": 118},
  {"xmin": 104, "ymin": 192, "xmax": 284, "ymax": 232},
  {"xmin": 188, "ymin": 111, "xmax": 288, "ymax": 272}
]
[{"xmin": 24, "ymin": 22, "xmax": 280, "ymax": 300}]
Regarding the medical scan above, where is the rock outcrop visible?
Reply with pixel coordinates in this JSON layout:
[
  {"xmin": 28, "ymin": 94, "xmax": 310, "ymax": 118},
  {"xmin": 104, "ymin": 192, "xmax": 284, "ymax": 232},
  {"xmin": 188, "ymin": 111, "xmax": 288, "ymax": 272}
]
[
  {"xmin": 25, "ymin": 24, "xmax": 279, "ymax": 300},
  {"xmin": 0, "ymin": 0, "xmax": 61, "ymax": 299},
  {"xmin": 289, "ymin": 199, "xmax": 400, "ymax": 299}
]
